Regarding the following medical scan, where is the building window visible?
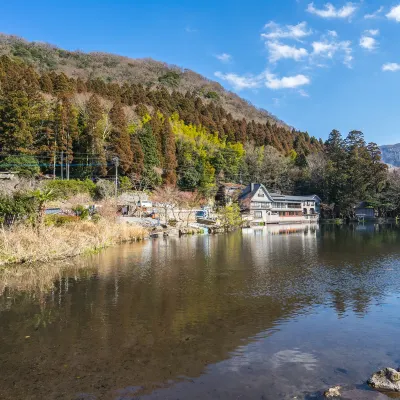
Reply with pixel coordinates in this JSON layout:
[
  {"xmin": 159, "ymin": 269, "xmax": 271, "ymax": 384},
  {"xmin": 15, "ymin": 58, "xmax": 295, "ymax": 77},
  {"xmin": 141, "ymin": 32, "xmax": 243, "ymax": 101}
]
[{"xmin": 254, "ymin": 211, "xmax": 262, "ymax": 219}]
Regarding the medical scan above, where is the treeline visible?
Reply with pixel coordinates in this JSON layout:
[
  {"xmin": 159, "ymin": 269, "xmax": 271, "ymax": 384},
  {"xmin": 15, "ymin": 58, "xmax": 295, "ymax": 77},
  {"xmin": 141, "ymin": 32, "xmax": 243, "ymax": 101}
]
[
  {"xmin": 298, "ymin": 130, "xmax": 396, "ymax": 218},
  {"xmin": 0, "ymin": 55, "xmax": 322, "ymax": 183}
]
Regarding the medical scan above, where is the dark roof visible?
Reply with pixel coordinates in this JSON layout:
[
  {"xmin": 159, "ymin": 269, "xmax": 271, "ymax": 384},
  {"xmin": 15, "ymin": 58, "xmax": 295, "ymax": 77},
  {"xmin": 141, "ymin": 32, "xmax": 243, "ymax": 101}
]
[
  {"xmin": 239, "ymin": 183, "xmax": 321, "ymax": 203},
  {"xmin": 238, "ymin": 183, "xmax": 261, "ymax": 202}
]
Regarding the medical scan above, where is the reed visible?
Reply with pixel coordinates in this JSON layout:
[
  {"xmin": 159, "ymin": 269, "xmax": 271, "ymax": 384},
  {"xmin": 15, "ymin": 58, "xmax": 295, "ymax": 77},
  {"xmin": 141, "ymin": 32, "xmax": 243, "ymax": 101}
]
[{"xmin": 0, "ymin": 218, "xmax": 148, "ymax": 266}]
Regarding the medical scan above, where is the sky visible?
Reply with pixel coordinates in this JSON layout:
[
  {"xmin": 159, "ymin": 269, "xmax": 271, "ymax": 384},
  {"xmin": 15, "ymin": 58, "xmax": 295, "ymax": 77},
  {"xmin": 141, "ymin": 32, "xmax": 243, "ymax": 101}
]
[{"xmin": 1, "ymin": 0, "xmax": 400, "ymax": 144}]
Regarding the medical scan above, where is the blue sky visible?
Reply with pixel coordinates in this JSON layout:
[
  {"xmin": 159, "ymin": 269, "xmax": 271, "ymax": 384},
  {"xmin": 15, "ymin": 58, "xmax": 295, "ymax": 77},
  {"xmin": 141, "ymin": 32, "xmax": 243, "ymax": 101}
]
[{"xmin": 1, "ymin": 1, "xmax": 400, "ymax": 144}]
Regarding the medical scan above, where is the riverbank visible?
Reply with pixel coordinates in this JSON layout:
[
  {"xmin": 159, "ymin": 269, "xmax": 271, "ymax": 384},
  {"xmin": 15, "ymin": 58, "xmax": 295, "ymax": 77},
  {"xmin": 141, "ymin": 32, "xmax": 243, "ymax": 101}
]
[{"xmin": 0, "ymin": 219, "xmax": 148, "ymax": 266}]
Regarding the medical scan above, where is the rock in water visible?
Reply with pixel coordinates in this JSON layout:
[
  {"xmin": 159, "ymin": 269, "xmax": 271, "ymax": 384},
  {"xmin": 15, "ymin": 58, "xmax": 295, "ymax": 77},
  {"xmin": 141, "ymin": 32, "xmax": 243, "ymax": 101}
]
[
  {"xmin": 368, "ymin": 367, "xmax": 400, "ymax": 392},
  {"xmin": 323, "ymin": 386, "xmax": 341, "ymax": 398}
]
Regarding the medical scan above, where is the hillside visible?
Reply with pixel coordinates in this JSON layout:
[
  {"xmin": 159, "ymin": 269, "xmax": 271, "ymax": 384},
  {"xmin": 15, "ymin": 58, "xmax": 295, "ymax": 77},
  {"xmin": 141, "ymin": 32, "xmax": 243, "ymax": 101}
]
[
  {"xmin": 380, "ymin": 143, "xmax": 400, "ymax": 167},
  {"xmin": 0, "ymin": 34, "xmax": 286, "ymax": 128},
  {"xmin": 0, "ymin": 33, "xmax": 325, "ymax": 194}
]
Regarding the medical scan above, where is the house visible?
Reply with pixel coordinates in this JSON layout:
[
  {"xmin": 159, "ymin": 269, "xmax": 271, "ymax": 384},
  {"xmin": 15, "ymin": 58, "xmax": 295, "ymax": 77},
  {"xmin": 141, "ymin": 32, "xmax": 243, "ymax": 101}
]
[
  {"xmin": 238, "ymin": 183, "xmax": 321, "ymax": 225},
  {"xmin": 215, "ymin": 183, "xmax": 245, "ymax": 207},
  {"xmin": 354, "ymin": 201, "xmax": 376, "ymax": 220}
]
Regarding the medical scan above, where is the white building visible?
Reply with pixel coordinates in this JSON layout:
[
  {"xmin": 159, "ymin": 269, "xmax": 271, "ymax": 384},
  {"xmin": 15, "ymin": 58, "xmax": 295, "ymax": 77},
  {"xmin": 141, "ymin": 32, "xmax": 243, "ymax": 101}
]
[{"xmin": 239, "ymin": 183, "xmax": 320, "ymax": 225}]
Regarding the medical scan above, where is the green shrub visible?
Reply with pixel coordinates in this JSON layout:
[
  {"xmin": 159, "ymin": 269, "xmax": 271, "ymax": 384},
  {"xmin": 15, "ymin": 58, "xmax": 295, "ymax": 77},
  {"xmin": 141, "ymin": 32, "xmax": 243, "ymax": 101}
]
[
  {"xmin": 158, "ymin": 71, "xmax": 180, "ymax": 87},
  {"xmin": 44, "ymin": 179, "xmax": 96, "ymax": 200},
  {"xmin": 0, "ymin": 155, "xmax": 40, "ymax": 177},
  {"xmin": 0, "ymin": 192, "xmax": 37, "ymax": 225},
  {"xmin": 205, "ymin": 91, "xmax": 220, "ymax": 100},
  {"xmin": 72, "ymin": 205, "xmax": 90, "ymax": 220},
  {"xmin": 119, "ymin": 176, "xmax": 132, "ymax": 192},
  {"xmin": 45, "ymin": 215, "xmax": 80, "ymax": 226}
]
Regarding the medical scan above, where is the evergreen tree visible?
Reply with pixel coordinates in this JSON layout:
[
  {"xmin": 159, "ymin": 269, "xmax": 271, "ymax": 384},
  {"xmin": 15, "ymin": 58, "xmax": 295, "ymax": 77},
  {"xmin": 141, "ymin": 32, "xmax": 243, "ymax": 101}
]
[
  {"xmin": 131, "ymin": 134, "xmax": 144, "ymax": 177},
  {"xmin": 137, "ymin": 123, "xmax": 161, "ymax": 186},
  {"xmin": 85, "ymin": 94, "xmax": 107, "ymax": 175},
  {"xmin": 162, "ymin": 118, "xmax": 177, "ymax": 185},
  {"xmin": 109, "ymin": 100, "xmax": 133, "ymax": 172}
]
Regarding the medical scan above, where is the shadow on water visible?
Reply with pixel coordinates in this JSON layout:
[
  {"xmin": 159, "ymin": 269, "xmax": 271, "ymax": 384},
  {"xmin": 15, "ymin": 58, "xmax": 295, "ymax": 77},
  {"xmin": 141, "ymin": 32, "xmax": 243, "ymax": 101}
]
[{"xmin": 1, "ymin": 223, "xmax": 400, "ymax": 399}]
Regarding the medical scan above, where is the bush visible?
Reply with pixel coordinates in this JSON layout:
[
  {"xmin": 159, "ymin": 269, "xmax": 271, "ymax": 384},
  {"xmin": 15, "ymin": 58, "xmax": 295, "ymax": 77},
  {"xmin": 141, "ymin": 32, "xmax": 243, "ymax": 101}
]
[
  {"xmin": 45, "ymin": 215, "xmax": 80, "ymax": 227},
  {"xmin": 0, "ymin": 155, "xmax": 40, "ymax": 177},
  {"xmin": 119, "ymin": 176, "xmax": 132, "ymax": 192},
  {"xmin": 0, "ymin": 192, "xmax": 37, "ymax": 226},
  {"xmin": 44, "ymin": 179, "xmax": 96, "ymax": 200},
  {"xmin": 158, "ymin": 71, "xmax": 180, "ymax": 87},
  {"xmin": 72, "ymin": 205, "xmax": 90, "ymax": 220},
  {"xmin": 205, "ymin": 91, "xmax": 220, "ymax": 100},
  {"xmin": 95, "ymin": 179, "xmax": 115, "ymax": 199}
]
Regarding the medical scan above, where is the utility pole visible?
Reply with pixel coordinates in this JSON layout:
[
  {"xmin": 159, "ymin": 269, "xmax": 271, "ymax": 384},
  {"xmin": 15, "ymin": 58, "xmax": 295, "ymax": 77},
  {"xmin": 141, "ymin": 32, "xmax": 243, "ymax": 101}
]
[
  {"xmin": 53, "ymin": 151, "xmax": 56, "ymax": 180},
  {"xmin": 61, "ymin": 150, "xmax": 64, "ymax": 180},
  {"xmin": 113, "ymin": 156, "xmax": 119, "ymax": 203}
]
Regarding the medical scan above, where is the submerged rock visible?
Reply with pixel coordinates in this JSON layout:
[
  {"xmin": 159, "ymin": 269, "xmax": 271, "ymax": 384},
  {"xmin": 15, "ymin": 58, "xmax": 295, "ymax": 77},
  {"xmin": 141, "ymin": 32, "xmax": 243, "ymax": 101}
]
[
  {"xmin": 323, "ymin": 386, "xmax": 341, "ymax": 398},
  {"xmin": 368, "ymin": 367, "xmax": 400, "ymax": 392}
]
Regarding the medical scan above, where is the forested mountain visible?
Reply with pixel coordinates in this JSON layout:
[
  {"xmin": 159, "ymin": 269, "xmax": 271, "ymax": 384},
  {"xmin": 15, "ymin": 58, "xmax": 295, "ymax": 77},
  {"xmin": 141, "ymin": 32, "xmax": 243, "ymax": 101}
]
[
  {"xmin": 0, "ymin": 35, "xmax": 323, "ymax": 188},
  {"xmin": 380, "ymin": 143, "xmax": 400, "ymax": 167},
  {"xmin": 0, "ymin": 34, "xmax": 287, "ymax": 127}
]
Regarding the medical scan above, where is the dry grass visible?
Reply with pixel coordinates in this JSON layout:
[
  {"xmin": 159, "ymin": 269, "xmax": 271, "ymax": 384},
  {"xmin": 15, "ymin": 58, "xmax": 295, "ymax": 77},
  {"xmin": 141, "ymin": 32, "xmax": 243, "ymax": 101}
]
[{"xmin": 0, "ymin": 218, "xmax": 148, "ymax": 266}]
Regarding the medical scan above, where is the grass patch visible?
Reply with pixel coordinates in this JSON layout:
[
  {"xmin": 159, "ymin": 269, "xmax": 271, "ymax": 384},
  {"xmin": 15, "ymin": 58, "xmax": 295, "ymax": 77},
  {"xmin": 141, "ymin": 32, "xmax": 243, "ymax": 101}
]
[{"xmin": 0, "ymin": 218, "xmax": 148, "ymax": 266}]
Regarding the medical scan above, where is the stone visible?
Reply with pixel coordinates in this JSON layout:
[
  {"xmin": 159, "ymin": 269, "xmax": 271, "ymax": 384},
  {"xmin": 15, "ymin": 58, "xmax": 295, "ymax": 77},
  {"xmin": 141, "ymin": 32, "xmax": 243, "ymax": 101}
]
[
  {"xmin": 368, "ymin": 367, "xmax": 400, "ymax": 392},
  {"xmin": 323, "ymin": 386, "xmax": 341, "ymax": 398}
]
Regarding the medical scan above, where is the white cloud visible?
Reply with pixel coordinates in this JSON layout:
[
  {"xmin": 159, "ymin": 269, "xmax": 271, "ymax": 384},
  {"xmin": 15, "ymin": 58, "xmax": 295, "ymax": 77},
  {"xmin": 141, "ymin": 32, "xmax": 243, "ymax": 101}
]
[
  {"xmin": 298, "ymin": 89, "xmax": 310, "ymax": 97},
  {"xmin": 311, "ymin": 36, "xmax": 353, "ymax": 67},
  {"xmin": 382, "ymin": 63, "xmax": 400, "ymax": 72},
  {"xmin": 267, "ymin": 41, "xmax": 308, "ymax": 62},
  {"xmin": 214, "ymin": 71, "xmax": 261, "ymax": 90},
  {"xmin": 365, "ymin": 29, "xmax": 379, "ymax": 36},
  {"xmin": 262, "ymin": 21, "xmax": 312, "ymax": 41},
  {"xmin": 364, "ymin": 6, "xmax": 384, "ymax": 19},
  {"xmin": 387, "ymin": 5, "xmax": 400, "ymax": 22},
  {"xmin": 360, "ymin": 36, "xmax": 377, "ymax": 50},
  {"xmin": 327, "ymin": 30, "xmax": 338, "ymax": 37},
  {"xmin": 265, "ymin": 73, "xmax": 310, "ymax": 89},
  {"xmin": 307, "ymin": 2, "xmax": 357, "ymax": 19},
  {"xmin": 360, "ymin": 30, "xmax": 379, "ymax": 51},
  {"xmin": 214, "ymin": 70, "xmax": 311, "ymax": 91},
  {"xmin": 215, "ymin": 53, "xmax": 232, "ymax": 63}
]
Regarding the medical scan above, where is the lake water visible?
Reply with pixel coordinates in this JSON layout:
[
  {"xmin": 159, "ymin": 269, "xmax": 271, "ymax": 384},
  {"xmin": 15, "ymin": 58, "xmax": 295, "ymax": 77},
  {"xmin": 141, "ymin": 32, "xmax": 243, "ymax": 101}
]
[{"xmin": 1, "ymin": 224, "xmax": 400, "ymax": 399}]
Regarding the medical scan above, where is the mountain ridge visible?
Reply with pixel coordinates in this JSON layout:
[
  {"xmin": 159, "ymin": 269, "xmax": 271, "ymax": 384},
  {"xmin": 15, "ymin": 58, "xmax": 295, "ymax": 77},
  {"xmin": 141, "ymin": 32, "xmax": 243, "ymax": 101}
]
[
  {"xmin": 0, "ymin": 33, "xmax": 290, "ymax": 129},
  {"xmin": 380, "ymin": 143, "xmax": 400, "ymax": 167}
]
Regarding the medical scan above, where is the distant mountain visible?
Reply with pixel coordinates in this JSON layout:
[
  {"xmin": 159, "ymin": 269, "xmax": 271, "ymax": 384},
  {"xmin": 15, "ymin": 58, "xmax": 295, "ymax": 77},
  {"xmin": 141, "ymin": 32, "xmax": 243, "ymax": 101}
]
[{"xmin": 380, "ymin": 143, "xmax": 400, "ymax": 167}]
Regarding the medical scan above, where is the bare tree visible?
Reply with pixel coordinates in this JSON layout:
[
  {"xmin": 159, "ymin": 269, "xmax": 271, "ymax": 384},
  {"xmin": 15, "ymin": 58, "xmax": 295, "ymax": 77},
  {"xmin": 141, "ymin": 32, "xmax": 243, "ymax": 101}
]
[
  {"xmin": 178, "ymin": 191, "xmax": 205, "ymax": 226},
  {"xmin": 151, "ymin": 185, "xmax": 181, "ymax": 224}
]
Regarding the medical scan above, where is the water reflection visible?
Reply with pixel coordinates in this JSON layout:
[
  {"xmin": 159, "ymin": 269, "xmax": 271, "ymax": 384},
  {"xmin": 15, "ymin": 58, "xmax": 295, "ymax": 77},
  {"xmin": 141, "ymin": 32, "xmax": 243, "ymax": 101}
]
[{"xmin": 0, "ymin": 224, "xmax": 400, "ymax": 399}]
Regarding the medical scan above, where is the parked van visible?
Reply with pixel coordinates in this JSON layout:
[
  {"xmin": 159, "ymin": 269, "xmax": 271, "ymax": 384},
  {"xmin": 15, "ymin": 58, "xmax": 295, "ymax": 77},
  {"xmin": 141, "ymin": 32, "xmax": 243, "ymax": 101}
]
[{"xmin": 138, "ymin": 200, "xmax": 153, "ymax": 208}]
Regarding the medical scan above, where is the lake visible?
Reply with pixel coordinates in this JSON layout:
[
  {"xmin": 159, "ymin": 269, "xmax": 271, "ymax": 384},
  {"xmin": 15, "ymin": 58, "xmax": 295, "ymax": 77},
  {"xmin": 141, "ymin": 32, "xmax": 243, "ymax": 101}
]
[{"xmin": 1, "ymin": 224, "xmax": 400, "ymax": 399}]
